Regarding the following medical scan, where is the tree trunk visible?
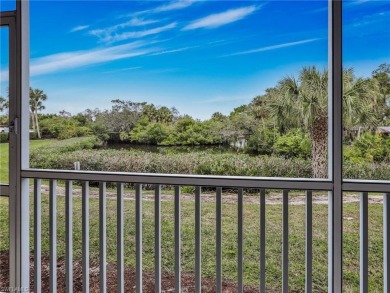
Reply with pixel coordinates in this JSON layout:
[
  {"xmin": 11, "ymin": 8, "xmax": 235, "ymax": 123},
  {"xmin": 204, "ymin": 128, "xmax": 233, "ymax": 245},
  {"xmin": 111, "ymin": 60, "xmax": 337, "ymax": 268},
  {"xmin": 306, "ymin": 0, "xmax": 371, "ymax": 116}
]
[
  {"xmin": 34, "ymin": 111, "xmax": 41, "ymax": 139},
  {"xmin": 30, "ymin": 110, "xmax": 36, "ymax": 132},
  {"xmin": 310, "ymin": 116, "xmax": 328, "ymax": 178},
  {"xmin": 357, "ymin": 126, "xmax": 362, "ymax": 138}
]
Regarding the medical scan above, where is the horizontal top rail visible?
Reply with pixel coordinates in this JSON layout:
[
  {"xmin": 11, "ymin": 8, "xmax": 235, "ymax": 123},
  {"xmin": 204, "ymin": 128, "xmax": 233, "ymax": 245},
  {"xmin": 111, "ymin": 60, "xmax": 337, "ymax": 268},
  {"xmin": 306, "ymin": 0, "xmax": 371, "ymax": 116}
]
[
  {"xmin": 20, "ymin": 169, "xmax": 390, "ymax": 192},
  {"xmin": 22, "ymin": 169, "xmax": 333, "ymax": 190},
  {"xmin": 343, "ymin": 180, "xmax": 390, "ymax": 193}
]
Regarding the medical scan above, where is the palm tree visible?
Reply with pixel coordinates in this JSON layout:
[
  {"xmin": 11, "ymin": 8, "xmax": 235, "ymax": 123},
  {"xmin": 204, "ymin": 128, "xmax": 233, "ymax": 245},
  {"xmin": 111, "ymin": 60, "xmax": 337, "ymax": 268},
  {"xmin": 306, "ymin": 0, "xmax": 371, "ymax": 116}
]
[
  {"xmin": 156, "ymin": 106, "xmax": 173, "ymax": 123},
  {"xmin": 268, "ymin": 66, "xmax": 377, "ymax": 178},
  {"xmin": 29, "ymin": 88, "xmax": 47, "ymax": 139}
]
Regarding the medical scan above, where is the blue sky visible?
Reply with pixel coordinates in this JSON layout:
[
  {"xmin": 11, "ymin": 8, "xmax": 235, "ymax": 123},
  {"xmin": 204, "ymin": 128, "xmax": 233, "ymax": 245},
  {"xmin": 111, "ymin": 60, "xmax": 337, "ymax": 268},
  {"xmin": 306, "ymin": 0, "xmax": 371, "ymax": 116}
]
[{"xmin": 1, "ymin": 0, "xmax": 389, "ymax": 119}]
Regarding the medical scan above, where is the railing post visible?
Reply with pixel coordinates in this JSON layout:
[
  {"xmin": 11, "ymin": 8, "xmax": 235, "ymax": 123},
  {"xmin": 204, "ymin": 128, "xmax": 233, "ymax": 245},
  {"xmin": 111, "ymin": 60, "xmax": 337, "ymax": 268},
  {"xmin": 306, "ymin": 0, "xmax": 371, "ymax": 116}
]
[
  {"xmin": 305, "ymin": 191, "xmax": 313, "ymax": 293},
  {"xmin": 360, "ymin": 192, "xmax": 368, "ymax": 293},
  {"xmin": 328, "ymin": 0, "xmax": 343, "ymax": 292},
  {"xmin": 384, "ymin": 193, "xmax": 390, "ymax": 293},
  {"xmin": 9, "ymin": 0, "xmax": 30, "ymax": 291}
]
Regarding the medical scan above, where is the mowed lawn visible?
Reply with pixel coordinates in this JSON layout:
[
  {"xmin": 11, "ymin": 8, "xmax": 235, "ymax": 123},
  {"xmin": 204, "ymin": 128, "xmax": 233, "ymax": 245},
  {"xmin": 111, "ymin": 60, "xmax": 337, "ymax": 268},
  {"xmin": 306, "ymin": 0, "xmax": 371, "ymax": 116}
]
[
  {"xmin": 0, "ymin": 191, "xmax": 385, "ymax": 292},
  {"xmin": 0, "ymin": 139, "xmax": 54, "ymax": 183}
]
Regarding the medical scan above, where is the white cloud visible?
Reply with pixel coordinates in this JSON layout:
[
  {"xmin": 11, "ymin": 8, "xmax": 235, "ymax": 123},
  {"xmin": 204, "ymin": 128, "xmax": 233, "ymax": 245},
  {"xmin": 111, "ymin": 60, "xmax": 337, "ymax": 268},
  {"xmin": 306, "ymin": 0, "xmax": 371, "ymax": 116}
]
[
  {"xmin": 70, "ymin": 25, "xmax": 89, "ymax": 33},
  {"xmin": 90, "ymin": 17, "xmax": 160, "ymax": 38},
  {"xmin": 183, "ymin": 5, "xmax": 258, "ymax": 30},
  {"xmin": 225, "ymin": 38, "xmax": 320, "ymax": 56},
  {"xmin": 29, "ymin": 41, "xmax": 156, "ymax": 76},
  {"xmin": 103, "ymin": 66, "xmax": 142, "ymax": 74},
  {"xmin": 149, "ymin": 46, "xmax": 197, "ymax": 56},
  {"xmin": 154, "ymin": 0, "xmax": 197, "ymax": 13},
  {"xmin": 91, "ymin": 22, "xmax": 177, "ymax": 43}
]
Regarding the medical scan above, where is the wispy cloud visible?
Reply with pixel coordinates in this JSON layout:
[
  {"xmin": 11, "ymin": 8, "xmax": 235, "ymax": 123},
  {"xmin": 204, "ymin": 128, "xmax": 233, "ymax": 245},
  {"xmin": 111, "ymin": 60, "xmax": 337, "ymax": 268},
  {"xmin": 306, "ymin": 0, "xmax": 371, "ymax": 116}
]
[
  {"xmin": 90, "ymin": 22, "xmax": 177, "ymax": 43},
  {"xmin": 103, "ymin": 66, "xmax": 142, "ymax": 74},
  {"xmin": 154, "ymin": 0, "xmax": 197, "ymax": 13},
  {"xmin": 183, "ymin": 5, "xmax": 259, "ymax": 30},
  {"xmin": 347, "ymin": 0, "xmax": 371, "ymax": 6},
  {"xmin": 225, "ymin": 38, "xmax": 320, "ymax": 56},
  {"xmin": 149, "ymin": 46, "xmax": 197, "ymax": 56},
  {"xmin": 90, "ymin": 17, "xmax": 160, "ymax": 37},
  {"xmin": 132, "ymin": 0, "xmax": 197, "ymax": 16},
  {"xmin": 70, "ymin": 25, "xmax": 90, "ymax": 33},
  {"xmin": 309, "ymin": 0, "xmax": 371, "ymax": 13},
  {"xmin": 29, "ymin": 41, "xmax": 156, "ymax": 76}
]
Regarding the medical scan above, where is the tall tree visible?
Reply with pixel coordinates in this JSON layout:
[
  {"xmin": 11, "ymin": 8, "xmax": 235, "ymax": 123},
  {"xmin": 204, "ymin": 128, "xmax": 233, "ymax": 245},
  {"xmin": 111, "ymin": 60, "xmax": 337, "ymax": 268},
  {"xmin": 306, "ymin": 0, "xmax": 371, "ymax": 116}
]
[
  {"xmin": 29, "ymin": 88, "xmax": 47, "ymax": 138},
  {"xmin": 371, "ymin": 63, "xmax": 390, "ymax": 124},
  {"xmin": 268, "ymin": 66, "xmax": 377, "ymax": 178}
]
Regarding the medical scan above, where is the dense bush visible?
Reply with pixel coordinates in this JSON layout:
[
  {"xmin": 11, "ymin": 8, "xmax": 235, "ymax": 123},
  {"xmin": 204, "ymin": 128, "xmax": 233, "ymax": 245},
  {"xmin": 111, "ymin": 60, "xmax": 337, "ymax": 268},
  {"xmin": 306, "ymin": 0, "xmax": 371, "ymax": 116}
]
[
  {"xmin": 122, "ymin": 116, "xmax": 225, "ymax": 146},
  {"xmin": 344, "ymin": 132, "xmax": 390, "ymax": 163},
  {"xmin": 30, "ymin": 148, "xmax": 312, "ymax": 177},
  {"xmin": 0, "ymin": 132, "xmax": 40, "ymax": 142},
  {"xmin": 29, "ymin": 131, "xmax": 38, "ymax": 140},
  {"xmin": 344, "ymin": 161, "xmax": 390, "ymax": 180},
  {"xmin": 246, "ymin": 127, "xmax": 278, "ymax": 155},
  {"xmin": 273, "ymin": 129, "xmax": 311, "ymax": 159},
  {"xmin": 40, "ymin": 116, "xmax": 92, "ymax": 139},
  {"xmin": 0, "ymin": 132, "xmax": 8, "ymax": 143},
  {"xmin": 29, "ymin": 145, "xmax": 390, "ymax": 180}
]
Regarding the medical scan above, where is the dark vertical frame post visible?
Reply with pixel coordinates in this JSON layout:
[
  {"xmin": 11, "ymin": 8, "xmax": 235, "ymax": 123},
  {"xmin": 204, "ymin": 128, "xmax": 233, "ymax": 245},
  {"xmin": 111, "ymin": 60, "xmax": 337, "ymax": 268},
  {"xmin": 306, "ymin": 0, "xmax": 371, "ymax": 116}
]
[{"xmin": 328, "ymin": 0, "xmax": 343, "ymax": 292}]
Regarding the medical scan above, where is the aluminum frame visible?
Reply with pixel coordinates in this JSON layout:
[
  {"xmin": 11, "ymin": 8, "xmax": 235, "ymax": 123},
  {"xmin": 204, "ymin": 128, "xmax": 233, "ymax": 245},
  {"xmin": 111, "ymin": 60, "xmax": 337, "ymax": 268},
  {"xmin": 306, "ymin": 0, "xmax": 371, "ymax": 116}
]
[
  {"xmin": 1, "ymin": 1, "xmax": 30, "ymax": 289},
  {"xmin": 2, "ymin": 0, "xmax": 389, "ymax": 291}
]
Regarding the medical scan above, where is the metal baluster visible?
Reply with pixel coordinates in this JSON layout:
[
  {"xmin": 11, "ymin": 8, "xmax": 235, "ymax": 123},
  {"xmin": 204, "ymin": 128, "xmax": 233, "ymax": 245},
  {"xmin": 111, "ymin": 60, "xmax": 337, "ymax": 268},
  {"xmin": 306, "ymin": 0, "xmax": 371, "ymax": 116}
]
[
  {"xmin": 49, "ymin": 180, "xmax": 57, "ymax": 293},
  {"xmin": 82, "ymin": 181, "xmax": 89, "ymax": 292},
  {"xmin": 65, "ymin": 181, "xmax": 73, "ymax": 293},
  {"xmin": 117, "ymin": 183, "xmax": 124, "ymax": 293},
  {"xmin": 260, "ymin": 189, "xmax": 266, "ymax": 293},
  {"xmin": 282, "ymin": 190, "xmax": 289, "ymax": 293},
  {"xmin": 384, "ymin": 193, "xmax": 390, "ymax": 293},
  {"xmin": 216, "ymin": 187, "xmax": 222, "ymax": 293},
  {"xmin": 155, "ymin": 184, "xmax": 161, "ymax": 293},
  {"xmin": 306, "ymin": 191, "xmax": 313, "ymax": 293},
  {"xmin": 175, "ymin": 186, "xmax": 182, "ymax": 293},
  {"xmin": 195, "ymin": 186, "xmax": 202, "ymax": 293},
  {"xmin": 360, "ymin": 192, "xmax": 368, "ymax": 293},
  {"xmin": 136, "ymin": 184, "xmax": 143, "ymax": 293},
  {"xmin": 100, "ymin": 182, "xmax": 107, "ymax": 293},
  {"xmin": 238, "ymin": 189, "xmax": 243, "ymax": 293},
  {"xmin": 34, "ymin": 179, "xmax": 42, "ymax": 293}
]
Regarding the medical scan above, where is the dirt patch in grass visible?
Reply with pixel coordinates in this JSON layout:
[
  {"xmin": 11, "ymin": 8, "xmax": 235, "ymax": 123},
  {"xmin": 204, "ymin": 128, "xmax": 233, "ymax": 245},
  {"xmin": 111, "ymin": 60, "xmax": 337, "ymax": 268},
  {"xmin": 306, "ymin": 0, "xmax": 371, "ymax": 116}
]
[{"xmin": 0, "ymin": 252, "xmax": 268, "ymax": 293}]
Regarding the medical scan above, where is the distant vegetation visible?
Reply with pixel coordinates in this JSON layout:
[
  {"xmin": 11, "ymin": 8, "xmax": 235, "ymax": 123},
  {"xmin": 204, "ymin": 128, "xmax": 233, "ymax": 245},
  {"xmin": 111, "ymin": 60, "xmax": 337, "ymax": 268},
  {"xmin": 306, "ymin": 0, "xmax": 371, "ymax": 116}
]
[{"xmin": 1, "ymin": 64, "xmax": 389, "ymax": 179}]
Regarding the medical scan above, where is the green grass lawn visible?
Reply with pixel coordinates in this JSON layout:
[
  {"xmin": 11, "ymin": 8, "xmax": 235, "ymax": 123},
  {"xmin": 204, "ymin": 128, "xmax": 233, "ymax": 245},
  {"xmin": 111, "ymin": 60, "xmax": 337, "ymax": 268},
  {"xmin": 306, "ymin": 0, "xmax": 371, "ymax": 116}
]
[
  {"xmin": 0, "ymin": 139, "xmax": 55, "ymax": 183},
  {"xmin": 0, "ymin": 191, "xmax": 385, "ymax": 292}
]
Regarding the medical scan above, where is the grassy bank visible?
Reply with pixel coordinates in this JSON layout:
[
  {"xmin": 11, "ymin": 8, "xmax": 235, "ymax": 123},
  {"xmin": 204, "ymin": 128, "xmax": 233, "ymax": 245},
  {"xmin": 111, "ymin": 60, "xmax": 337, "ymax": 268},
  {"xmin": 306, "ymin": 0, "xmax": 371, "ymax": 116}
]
[
  {"xmin": 0, "ymin": 139, "xmax": 55, "ymax": 183},
  {"xmin": 0, "ymin": 192, "xmax": 385, "ymax": 292}
]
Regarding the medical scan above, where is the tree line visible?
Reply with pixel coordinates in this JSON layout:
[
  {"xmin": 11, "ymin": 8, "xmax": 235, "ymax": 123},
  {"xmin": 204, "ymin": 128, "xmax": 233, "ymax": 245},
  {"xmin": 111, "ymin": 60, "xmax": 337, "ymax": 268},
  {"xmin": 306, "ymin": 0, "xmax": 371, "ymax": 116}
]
[{"xmin": 0, "ymin": 64, "xmax": 389, "ymax": 178}]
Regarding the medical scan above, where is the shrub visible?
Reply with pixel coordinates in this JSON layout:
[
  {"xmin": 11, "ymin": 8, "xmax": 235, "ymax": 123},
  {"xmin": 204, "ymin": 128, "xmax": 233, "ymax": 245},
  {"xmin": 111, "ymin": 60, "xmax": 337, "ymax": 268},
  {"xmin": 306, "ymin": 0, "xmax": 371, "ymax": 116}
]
[
  {"xmin": 29, "ymin": 131, "xmax": 38, "ymax": 140},
  {"xmin": 273, "ymin": 129, "xmax": 311, "ymax": 159},
  {"xmin": 344, "ymin": 161, "xmax": 390, "ymax": 180},
  {"xmin": 344, "ymin": 132, "xmax": 390, "ymax": 163},
  {"xmin": 246, "ymin": 127, "xmax": 278, "ymax": 155},
  {"xmin": 0, "ymin": 132, "xmax": 8, "ymax": 143},
  {"xmin": 30, "ymin": 149, "xmax": 312, "ymax": 178}
]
